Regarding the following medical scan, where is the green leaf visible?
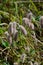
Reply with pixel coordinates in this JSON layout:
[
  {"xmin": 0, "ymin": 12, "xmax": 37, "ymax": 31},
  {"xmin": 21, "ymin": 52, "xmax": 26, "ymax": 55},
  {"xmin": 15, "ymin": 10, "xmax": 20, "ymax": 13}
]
[
  {"xmin": 2, "ymin": 40, "xmax": 10, "ymax": 47},
  {"xmin": 3, "ymin": 62, "xmax": 10, "ymax": 65},
  {"xmin": 30, "ymin": 48, "xmax": 35, "ymax": 56},
  {"xmin": 0, "ymin": 62, "xmax": 10, "ymax": 65},
  {"xmin": 32, "ymin": 16, "xmax": 35, "ymax": 22}
]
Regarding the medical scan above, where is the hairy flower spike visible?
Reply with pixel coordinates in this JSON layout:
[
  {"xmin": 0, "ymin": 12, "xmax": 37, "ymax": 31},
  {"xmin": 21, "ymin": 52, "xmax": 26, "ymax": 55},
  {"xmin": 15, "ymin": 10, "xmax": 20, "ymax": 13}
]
[
  {"xmin": 25, "ymin": 46, "xmax": 30, "ymax": 52},
  {"xmin": 20, "ymin": 53, "xmax": 26, "ymax": 63},
  {"xmin": 40, "ymin": 16, "xmax": 43, "ymax": 28},
  {"xmin": 14, "ymin": 62, "xmax": 18, "ymax": 65},
  {"xmin": 13, "ymin": 22, "xmax": 18, "ymax": 41},
  {"xmin": 19, "ymin": 25, "xmax": 27, "ymax": 36},
  {"xmin": 28, "ymin": 61, "xmax": 33, "ymax": 65},
  {"xmin": 13, "ymin": 22, "xmax": 17, "ymax": 31},
  {"xmin": 27, "ymin": 12, "xmax": 32, "ymax": 20},
  {"xmin": 34, "ymin": 61, "xmax": 39, "ymax": 65},
  {"xmin": 8, "ymin": 36, "xmax": 12, "ymax": 45},
  {"xmin": 23, "ymin": 18, "xmax": 34, "ymax": 30},
  {"xmin": 5, "ymin": 31, "xmax": 12, "ymax": 44},
  {"xmin": 23, "ymin": 18, "xmax": 30, "ymax": 25},
  {"xmin": 5, "ymin": 31, "xmax": 9, "ymax": 37},
  {"xmin": 13, "ymin": 30, "xmax": 18, "ymax": 41},
  {"xmin": 8, "ymin": 22, "xmax": 13, "ymax": 36},
  {"xmin": 39, "ymin": 16, "xmax": 43, "ymax": 36}
]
